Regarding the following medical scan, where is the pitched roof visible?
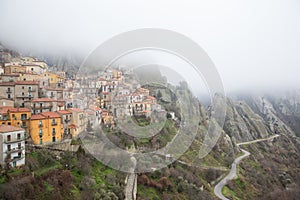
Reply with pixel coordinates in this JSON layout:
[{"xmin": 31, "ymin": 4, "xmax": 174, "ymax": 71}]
[
  {"xmin": 0, "ymin": 82, "xmax": 16, "ymax": 86},
  {"xmin": 41, "ymin": 112, "xmax": 61, "ymax": 118},
  {"xmin": 68, "ymin": 124, "xmax": 78, "ymax": 129},
  {"xmin": 0, "ymin": 106, "xmax": 14, "ymax": 114},
  {"xmin": 0, "ymin": 125, "xmax": 24, "ymax": 133},
  {"xmin": 57, "ymin": 110, "xmax": 72, "ymax": 115},
  {"xmin": 30, "ymin": 114, "xmax": 46, "ymax": 120},
  {"xmin": 136, "ymin": 88, "xmax": 149, "ymax": 93},
  {"xmin": 69, "ymin": 108, "xmax": 84, "ymax": 113},
  {"xmin": 8, "ymin": 107, "xmax": 31, "ymax": 113}
]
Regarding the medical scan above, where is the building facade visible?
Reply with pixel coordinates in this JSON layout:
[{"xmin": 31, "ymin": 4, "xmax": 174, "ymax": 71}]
[{"xmin": 0, "ymin": 125, "xmax": 25, "ymax": 168}]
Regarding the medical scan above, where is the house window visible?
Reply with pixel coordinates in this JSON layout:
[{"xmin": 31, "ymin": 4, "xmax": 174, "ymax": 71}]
[
  {"xmin": 17, "ymin": 133, "xmax": 21, "ymax": 140},
  {"xmin": 39, "ymin": 121, "xmax": 43, "ymax": 127},
  {"xmin": 52, "ymin": 128, "xmax": 56, "ymax": 134},
  {"xmin": 7, "ymin": 135, "xmax": 11, "ymax": 142},
  {"xmin": 18, "ymin": 143, "xmax": 21, "ymax": 149},
  {"xmin": 18, "ymin": 152, "xmax": 21, "ymax": 158},
  {"xmin": 7, "ymin": 94, "xmax": 11, "ymax": 99},
  {"xmin": 52, "ymin": 136, "xmax": 56, "ymax": 142},
  {"xmin": 22, "ymin": 86, "xmax": 24, "ymax": 89},
  {"xmin": 40, "ymin": 138, "xmax": 43, "ymax": 144},
  {"xmin": 7, "ymin": 144, "xmax": 11, "ymax": 151},
  {"xmin": 21, "ymin": 114, "xmax": 27, "ymax": 120},
  {"xmin": 39, "ymin": 129, "xmax": 43, "ymax": 136}
]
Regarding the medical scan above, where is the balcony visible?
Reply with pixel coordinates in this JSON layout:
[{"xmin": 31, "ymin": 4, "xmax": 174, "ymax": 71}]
[
  {"xmin": 38, "ymin": 124, "xmax": 43, "ymax": 127},
  {"xmin": 16, "ymin": 95, "xmax": 35, "ymax": 98},
  {"xmin": 6, "ymin": 90, "xmax": 12, "ymax": 93},
  {"xmin": 6, "ymin": 155, "xmax": 24, "ymax": 163},
  {"xmin": 52, "ymin": 132, "xmax": 56, "ymax": 136},
  {"xmin": 32, "ymin": 105, "xmax": 53, "ymax": 109},
  {"xmin": 51, "ymin": 121, "xmax": 58, "ymax": 126},
  {"xmin": 4, "ymin": 136, "xmax": 26, "ymax": 144},
  {"xmin": 6, "ymin": 146, "xmax": 24, "ymax": 154}
]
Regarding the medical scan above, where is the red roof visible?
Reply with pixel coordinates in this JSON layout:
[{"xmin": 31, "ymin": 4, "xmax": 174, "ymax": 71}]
[
  {"xmin": 69, "ymin": 108, "xmax": 84, "ymax": 113},
  {"xmin": 0, "ymin": 106, "xmax": 14, "ymax": 114},
  {"xmin": 41, "ymin": 112, "xmax": 61, "ymax": 118},
  {"xmin": 57, "ymin": 110, "xmax": 72, "ymax": 115},
  {"xmin": 30, "ymin": 114, "xmax": 46, "ymax": 120},
  {"xmin": 68, "ymin": 124, "xmax": 78, "ymax": 129},
  {"xmin": 136, "ymin": 88, "xmax": 149, "ymax": 93},
  {"xmin": 0, "ymin": 82, "xmax": 15, "ymax": 86},
  {"xmin": 8, "ymin": 107, "xmax": 31, "ymax": 113},
  {"xmin": 0, "ymin": 125, "xmax": 24, "ymax": 133}
]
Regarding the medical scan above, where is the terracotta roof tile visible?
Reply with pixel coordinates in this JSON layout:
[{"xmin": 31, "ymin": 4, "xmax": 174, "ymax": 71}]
[
  {"xmin": 68, "ymin": 108, "xmax": 84, "ymax": 113},
  {"xmin": 8, "ymin": 108, "xmax": 31, "ymax": 113},
  {"xmin": 31, "ymin": 114, "xmax": 46, "ymax": 120},
  {"xmin": 68, "ymin": 124, "xmax": 78, "ymax": 129},
  {"xmin": 0, "ymin": 125, "xmax": 24, "ymax": 133},
  {"xmin": 41, "ymin": 112, "xmax": 61, "ymax": 118},
  {"xmin": 57, "ymin": 110, "xmax": 72, "ymax": 115},
  {"xmin": 0, "ymin": 82, "xmax": 15, "ymax": 86}
]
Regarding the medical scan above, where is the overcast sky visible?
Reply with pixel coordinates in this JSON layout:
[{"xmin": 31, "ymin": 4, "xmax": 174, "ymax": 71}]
[{"xmin": 0, "ymin": 0, "xmax": 299, "ymax": 93}]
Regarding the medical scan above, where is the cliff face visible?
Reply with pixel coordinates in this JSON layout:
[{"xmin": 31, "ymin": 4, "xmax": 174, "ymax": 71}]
[
  {"xmin": 219, "ymin": 93, "xmax": 300, "ymax": 199},
  {"xmin": 238, "ymin": 91, "xmax": 300, "ymax": 137}
]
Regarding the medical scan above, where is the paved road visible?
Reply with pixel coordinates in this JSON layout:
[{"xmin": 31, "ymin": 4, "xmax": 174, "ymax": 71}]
[
  {"xmin": 125, "ymin": 173, "xmax": 137, "ymax": 200},
  {"xmin": 214, "ymin": 134, "xmax": 280, "ymax": 200},
  {"xmin": 236, "ymin": 134, "xmax": 280, "ymax": 146},
  {"xmin": 124, "ymin": 156, "xmax": 137, "ymax": 200},
  {"xmin": 214, "ymin": 149, "xmax": 250, "ymax": 200}
]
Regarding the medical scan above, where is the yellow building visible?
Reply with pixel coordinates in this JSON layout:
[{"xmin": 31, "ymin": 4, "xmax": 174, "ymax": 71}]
[
  {"xmin": 30, "ymin": 112, "xmax": 63, "ymax": 145},
  {"xmin": 43, "ymin": 71, "xmax": 65, "ymax": 87},
  {"xmin": 4, "ymin": 65, "xmax": 27, "ymax": 74},
  {"xmin": 0, "ymin": 107, "xmax": 31, "ymax": 137}
]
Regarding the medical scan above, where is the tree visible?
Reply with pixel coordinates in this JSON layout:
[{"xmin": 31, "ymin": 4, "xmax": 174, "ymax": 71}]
[{"xmin": 157, "ymin": 90, "xmax": 162, "ymax": 99}]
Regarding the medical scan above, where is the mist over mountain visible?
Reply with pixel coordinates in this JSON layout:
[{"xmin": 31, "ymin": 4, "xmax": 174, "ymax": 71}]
[{"xmin": 1, "ymin": 0, "xmax": 300, "ymax": 92}]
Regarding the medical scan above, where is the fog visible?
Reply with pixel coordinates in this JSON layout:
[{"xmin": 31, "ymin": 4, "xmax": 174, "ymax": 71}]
[{"xmin": 0, "ymin": 0, "xmax": 300, "ymax": 94}]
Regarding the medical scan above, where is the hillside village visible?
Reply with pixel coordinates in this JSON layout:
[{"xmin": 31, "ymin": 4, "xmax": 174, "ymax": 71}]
[{"xmin": 0, "ymin": 50, "xmax": 162, "ymax": 168}]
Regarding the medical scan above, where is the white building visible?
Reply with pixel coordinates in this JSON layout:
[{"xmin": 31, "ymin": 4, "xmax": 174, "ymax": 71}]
[{"xmin": 0, "ymin": 125, "xmax": 25, "ymax": 168}]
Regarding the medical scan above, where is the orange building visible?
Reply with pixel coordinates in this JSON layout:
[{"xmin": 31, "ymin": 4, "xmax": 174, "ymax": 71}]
[
  {"xmin": 0, "ymin": 107, "xmax": 31, "ymax": 137},
  {"xmin": 30, "ymin": 112, "xmax": 63, "ymax": 145}
]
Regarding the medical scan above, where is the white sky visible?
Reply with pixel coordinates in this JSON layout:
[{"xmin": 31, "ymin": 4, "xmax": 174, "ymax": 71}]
[{"xmin": 0, "ymin": 0, "xmax": 299, "ymax": 93}]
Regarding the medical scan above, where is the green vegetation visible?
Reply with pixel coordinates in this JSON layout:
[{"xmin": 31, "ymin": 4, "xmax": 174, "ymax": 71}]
[
  {"xmin": 0, "ymin": 148, "xmax": 125, "ymax": 199},
  {"xmin": 132, "ymin": 115, "xmax": 151, "ymax": 127},
  {"xmin": 222, "ymin": 186, "xmax": 239, "ymax": 200}
]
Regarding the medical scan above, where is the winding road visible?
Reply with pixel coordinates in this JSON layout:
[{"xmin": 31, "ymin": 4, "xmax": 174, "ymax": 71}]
[{"xmin": 214, "ymin": 134, "xmax": 280, "ymax": 200}]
